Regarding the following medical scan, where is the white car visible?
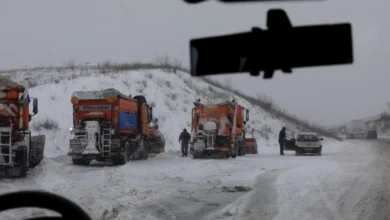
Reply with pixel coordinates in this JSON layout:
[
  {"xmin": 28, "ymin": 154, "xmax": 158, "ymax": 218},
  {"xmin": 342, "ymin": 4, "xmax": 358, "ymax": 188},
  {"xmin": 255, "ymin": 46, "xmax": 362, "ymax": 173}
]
[{"xmin": 295, "ymin": 132, "xmax": 323, "ymax": 156}]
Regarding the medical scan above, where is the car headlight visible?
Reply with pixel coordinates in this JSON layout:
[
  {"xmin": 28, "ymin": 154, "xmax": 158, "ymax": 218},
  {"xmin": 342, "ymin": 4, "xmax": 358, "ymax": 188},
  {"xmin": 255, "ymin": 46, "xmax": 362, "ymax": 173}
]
[{"xmin": 69, "ymin": 127, "xmax": 75, "ymax": 135}]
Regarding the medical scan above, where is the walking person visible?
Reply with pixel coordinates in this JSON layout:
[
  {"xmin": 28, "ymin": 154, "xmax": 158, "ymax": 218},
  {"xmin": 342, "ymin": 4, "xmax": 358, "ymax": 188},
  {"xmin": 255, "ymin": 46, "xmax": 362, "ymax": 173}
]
[
  {"xmin": 179, "ymin": 129, "xmax": 191, "ymax": 157},
  {"xmin": 278, "ymin": 127, "xmax": 286, "ymax": 155}
]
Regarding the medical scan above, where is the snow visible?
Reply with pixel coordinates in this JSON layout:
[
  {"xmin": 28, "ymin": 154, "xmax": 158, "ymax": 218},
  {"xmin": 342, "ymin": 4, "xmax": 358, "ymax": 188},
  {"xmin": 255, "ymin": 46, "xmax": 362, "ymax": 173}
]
[{"xmin": 0, "ymin": 67, "xmax": 342, "ymax": 219}]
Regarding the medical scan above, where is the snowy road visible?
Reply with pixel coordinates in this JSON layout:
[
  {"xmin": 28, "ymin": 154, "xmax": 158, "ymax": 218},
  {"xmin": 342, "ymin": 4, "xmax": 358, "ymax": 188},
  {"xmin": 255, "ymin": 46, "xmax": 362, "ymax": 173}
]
[
  {"xmin": 227, "ymin": 139, "xmax": 390, "ymax": 220},
  {"xmin": 1, "ymin": 140, "xmax": 390, "ymax": 220}
]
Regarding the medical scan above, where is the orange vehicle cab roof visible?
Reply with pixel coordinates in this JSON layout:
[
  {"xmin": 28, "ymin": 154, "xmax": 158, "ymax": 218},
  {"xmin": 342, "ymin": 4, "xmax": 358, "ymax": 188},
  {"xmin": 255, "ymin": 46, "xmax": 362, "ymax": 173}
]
[
  {"xmin": 194, "ymin": 99, "xmax": 237, "ymax": 107},
  {"xmin": 71, "ymin": 88, "xmax": 132, "ymax": 101},
  {"xmin": 0, "ymin": 76, "xmax": 24, "ymax": 90}
]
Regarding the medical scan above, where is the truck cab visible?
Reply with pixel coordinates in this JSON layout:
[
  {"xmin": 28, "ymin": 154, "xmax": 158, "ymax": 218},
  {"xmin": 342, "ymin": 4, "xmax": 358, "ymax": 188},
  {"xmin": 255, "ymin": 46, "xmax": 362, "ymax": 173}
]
[{"xmin": 0, "ymin": 76, "xmax": 45, "ymax": 177}]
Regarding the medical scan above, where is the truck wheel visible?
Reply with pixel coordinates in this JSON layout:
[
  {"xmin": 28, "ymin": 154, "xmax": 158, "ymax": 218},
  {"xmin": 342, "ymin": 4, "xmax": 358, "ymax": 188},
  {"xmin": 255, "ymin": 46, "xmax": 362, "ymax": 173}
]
[
  {"xmin": 112, "ymin": 142, "xmax": 130, "ymax": 165},
  {"xmin": 140, "ymin": 142, "xmax": 149, "ymax": 160},
  {"xmin": 231, "ymin": 147, "xmax": 238, "ymax": 159},
  {"xmin": 124, "ymin": 142, "xmax": 131, "ymax": 162},
  {"xmin": 17, "ymin": 146, "xmax": 28, "ymax": 178},
  {"xmin": 253, "ymin": 146, "xmax": 258, "ymax": 154},
  {"xmin": 72, "ymin": 158, "xmax": 90, "ymax": 165}
]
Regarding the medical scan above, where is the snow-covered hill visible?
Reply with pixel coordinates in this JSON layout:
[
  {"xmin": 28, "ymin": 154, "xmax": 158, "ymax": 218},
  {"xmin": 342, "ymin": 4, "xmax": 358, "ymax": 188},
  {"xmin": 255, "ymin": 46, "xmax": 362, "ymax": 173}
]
[
  {"xmin": 2, "ymin": 66, "xmax": 311, "ymax": 158},
  {"xmin": 0, "ymin": 66, "xmax": 340, "ymax": 220}
]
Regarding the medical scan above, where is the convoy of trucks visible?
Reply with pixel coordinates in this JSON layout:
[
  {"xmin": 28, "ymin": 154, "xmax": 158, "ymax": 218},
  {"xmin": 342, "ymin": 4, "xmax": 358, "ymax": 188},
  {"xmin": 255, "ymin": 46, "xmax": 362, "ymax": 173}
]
[
  {"xmin": 0, "ymin": 77, "xmax": 45, "ymax": 177},
  {"xmin": 3, "ymin": 73, "xmax": 381, "ymax": 179},
  {"xmin": 0, "ymin": 76, "xmax": 259, "ymax": 177}
]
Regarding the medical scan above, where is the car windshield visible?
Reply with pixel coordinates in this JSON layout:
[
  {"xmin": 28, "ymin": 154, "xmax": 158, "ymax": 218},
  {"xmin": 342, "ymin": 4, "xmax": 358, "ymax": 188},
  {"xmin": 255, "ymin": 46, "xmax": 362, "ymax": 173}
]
[
  {"xmin": 298, "ymin": 134, "xmax": 319, "ymax": 142},
  {"xmin": 1, "ymin": 1, "xmax": 390, "ymax": 220}
]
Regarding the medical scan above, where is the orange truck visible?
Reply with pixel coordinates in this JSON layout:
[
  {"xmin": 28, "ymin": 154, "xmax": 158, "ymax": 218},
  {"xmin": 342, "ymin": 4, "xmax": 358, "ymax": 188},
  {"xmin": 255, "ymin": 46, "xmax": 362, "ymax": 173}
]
[
  {"xmin": 0, "ymin": 76, "xmax": 45, "ymax": 177},
  {"xmin": 148, "ymin": 118, "xmax": 165, "ymax": 155},
  {"xmin": 68, "ymin": 89, "xmax": 155, "ymax": 165},
  {"xmin": 189, "ymin": 98, "xmax": 250, "ymax": 159},
  {"xmin": 244, "ymin": 128, "xmax": 258, "ymax": 154}
]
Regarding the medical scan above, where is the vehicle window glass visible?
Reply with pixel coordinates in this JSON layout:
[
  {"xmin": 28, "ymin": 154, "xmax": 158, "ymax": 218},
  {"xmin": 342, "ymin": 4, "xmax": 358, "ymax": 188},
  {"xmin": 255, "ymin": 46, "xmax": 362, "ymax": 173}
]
[{"xmin": 298, "ymin": 134, "xmax": 318, "ymax": 141}]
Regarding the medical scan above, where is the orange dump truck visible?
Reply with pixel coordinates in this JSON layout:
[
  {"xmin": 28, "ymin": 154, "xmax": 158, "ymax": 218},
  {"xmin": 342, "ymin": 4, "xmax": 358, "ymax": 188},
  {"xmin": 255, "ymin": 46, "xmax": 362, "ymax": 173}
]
[
  {"xmin": 148, "ymin": 120, "xmax": 165, "ymax": 155},
  {"xmin": 245, "ymin": 128, "xmax": 258, "ymax": 154},
  {"xmin": 68, "ymin": 89, "xmax": 154, "ymax": 165},
  {"xmin": 189, "ymin": 98, "xmax": 250, "ymax": 159},
  {"xmin": 0, "ymin": 76, "xmax": 45, "ymax": 177}
]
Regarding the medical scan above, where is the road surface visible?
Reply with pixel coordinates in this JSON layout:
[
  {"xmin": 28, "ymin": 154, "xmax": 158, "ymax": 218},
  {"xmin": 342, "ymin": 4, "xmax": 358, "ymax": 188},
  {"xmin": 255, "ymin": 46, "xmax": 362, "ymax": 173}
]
[
  {"xmin": 1, "ymin": 140, "xmax": 390, "ymax": 220},
  {"xmin": 139, "ymin": 139, "xmax": 390, "ymax": 220},
  {"xmin": 230, "ymin": 139, "xmax": 390, "ymax": 220}
]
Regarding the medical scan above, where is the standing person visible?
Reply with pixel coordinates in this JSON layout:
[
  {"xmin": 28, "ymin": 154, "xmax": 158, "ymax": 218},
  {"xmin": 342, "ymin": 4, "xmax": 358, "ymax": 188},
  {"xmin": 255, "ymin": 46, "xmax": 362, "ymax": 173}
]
[
  {"xmin": 278, "ymin": 127, "xmax": 286, "ymax": 155},
  {"xmin": 179, "ymin": 129, "xmax": 191, "ymax": 157}
]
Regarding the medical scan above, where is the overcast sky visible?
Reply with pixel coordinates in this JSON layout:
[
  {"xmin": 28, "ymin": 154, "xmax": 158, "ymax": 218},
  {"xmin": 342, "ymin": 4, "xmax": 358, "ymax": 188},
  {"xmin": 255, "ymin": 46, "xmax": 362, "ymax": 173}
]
[{"xmin": 0, "ymin": 0, "xmax": 388, "ymax": 127}]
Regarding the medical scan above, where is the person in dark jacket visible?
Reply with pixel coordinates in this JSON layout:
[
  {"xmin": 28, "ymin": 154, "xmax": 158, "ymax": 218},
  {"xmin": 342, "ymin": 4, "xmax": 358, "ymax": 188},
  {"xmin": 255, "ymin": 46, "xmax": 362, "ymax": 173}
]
[
  {"xmin": 179, "ymin": 129, "xmax": 191, "ymax": 157},
  {"xmin": 278, "ymin": 127, "xmax": 286, "ymax": 155}
]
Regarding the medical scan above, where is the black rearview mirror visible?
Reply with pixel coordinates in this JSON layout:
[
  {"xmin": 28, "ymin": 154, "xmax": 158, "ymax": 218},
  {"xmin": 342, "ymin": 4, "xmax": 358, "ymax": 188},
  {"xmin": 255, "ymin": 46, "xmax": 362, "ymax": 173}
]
[
  {"xmin": 33, "ymin": 98, "xmax": 38, "ymax": 115},
  {"xmin": 190, "ymin": 9, "xmax": 353, "ymax": 78},
  {"xmin": 148, "ymin": 106, "xmax": 153, "ymax": 121},
  {"xmin": 245, "ymin": 109, "xmax": 249, "ymax": 121}
]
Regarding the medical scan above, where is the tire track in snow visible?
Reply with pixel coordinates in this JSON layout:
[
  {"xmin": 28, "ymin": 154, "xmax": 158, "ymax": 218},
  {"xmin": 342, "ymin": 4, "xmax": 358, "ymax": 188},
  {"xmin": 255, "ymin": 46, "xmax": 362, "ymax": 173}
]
[
  {"xmin": 369, "ymin": 142, "xmax": 390, "ymax": 220},
  {"xmin": 337, "ymin": 172, "xmax": 376, "ymax": 220},
  {"xmin": 309, "ymin": 177, "xmax": 347, "ymax": 220},
  {"xmin": 239, "ymin": 169, "xmax": 285, "ymax": 220}
]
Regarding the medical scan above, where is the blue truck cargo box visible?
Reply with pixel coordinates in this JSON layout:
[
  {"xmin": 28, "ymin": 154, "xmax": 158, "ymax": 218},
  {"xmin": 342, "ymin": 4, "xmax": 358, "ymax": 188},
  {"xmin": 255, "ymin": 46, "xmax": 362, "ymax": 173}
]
[{"xmin": 119, "ymin": 112, "xmax": 137, "ymax": 130}]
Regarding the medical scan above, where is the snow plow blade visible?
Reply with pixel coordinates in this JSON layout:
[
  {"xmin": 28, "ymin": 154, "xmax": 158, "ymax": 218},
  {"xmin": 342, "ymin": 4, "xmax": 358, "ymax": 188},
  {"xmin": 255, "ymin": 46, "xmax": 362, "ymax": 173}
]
[
  {"xmin": 245, "ymin": 138, "xmax": 258, "ymax": 154},
  {"xmin": 30, "ymin": 135, "xmax": 45, "ymax": 168}
]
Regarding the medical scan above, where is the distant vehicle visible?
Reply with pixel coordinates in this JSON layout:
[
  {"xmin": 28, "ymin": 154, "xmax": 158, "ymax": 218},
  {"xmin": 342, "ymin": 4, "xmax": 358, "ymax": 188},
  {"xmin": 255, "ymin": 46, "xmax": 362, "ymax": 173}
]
[
  {"xmin": 295, "ymin": 132, "xmax": 323, "ymax": 156},
  {"xmin": 284, "ymin": 133, "xmax": 296, "ymax": 151},
  {"xmin": 365, "ymin": 129, "xmax": 377, "ymax": 139},
  {"xmin": 345, "ymin": 119, "xmax": 367, "ymax": 139},
  {"xmin": 244, "ymin": 128, "xmax": 258, "ymax": 154}
]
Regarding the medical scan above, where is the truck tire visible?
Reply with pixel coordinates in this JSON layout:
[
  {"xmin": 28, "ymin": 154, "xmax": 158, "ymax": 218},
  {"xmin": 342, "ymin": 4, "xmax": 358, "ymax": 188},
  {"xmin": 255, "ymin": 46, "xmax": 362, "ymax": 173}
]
[
  {"xmin": 140, "ymin": 140, "xmax": 149, "ymax": 160},
  {"xmin": 253, "ymin": 145, "xmax": 258, "ymax": 154},
  {"xmin": 231, "ymin": 146, "xmax": 238, "ymax": 159},
  {"xmin": 241, "ymin": 144, "xmax": 246, "ymax": 156},
  {"xmin": 16, "ymin": 146, "xmax": 28, "ymax": 178},
  {"xmin": 192, "ymin": 152, "xmax": 199, "ymax": 159},
  {"xmin": 112, "ymin": 142, "xmax": 130, "ymax": 165},
  {"xmin": 72, "ymin": 158, "xmax": 90, "ymax": 166}
]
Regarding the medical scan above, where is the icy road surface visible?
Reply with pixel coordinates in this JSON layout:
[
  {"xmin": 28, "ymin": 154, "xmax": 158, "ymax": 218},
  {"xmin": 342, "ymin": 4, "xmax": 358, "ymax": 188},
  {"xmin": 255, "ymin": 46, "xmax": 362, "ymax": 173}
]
[{"xmin": 1, "ymin": 140, "xmax": 390, "ymax": 220}]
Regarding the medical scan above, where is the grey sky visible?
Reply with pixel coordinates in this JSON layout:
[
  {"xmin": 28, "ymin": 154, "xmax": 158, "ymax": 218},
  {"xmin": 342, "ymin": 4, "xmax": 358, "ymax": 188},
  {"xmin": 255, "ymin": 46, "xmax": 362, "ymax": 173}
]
[{"xmin": 0, "ymin": 0, "xmax": 388, "ymax": 127}]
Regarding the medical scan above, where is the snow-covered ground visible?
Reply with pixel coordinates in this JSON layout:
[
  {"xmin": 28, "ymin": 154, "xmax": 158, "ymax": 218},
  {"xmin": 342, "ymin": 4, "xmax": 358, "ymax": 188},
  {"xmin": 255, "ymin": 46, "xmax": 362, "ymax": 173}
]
[{"xmin": 0, "ymin": 67, "xmax": 366, "ymax": 220}]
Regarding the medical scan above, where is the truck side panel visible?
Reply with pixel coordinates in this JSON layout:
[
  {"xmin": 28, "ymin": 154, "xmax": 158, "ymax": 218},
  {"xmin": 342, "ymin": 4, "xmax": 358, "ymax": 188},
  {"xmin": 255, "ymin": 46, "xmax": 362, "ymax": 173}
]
[
  {"xmin": 0, "ymin": 88, "xmax": 31, "ymax": 130},
  {"xmin": 118, "ymin": 112, "xmax": 137, "ymax": 130},
  {"xmin": 140, "ymin": 103, "xmax": 148, "ymax": 135},
  {"xmin": 73, "ymin": 100, "xmax": 113, "ymax": 127},
  {"xmin": 118, "ymin": 98, "xmax": 138, "ymax": 134}
]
